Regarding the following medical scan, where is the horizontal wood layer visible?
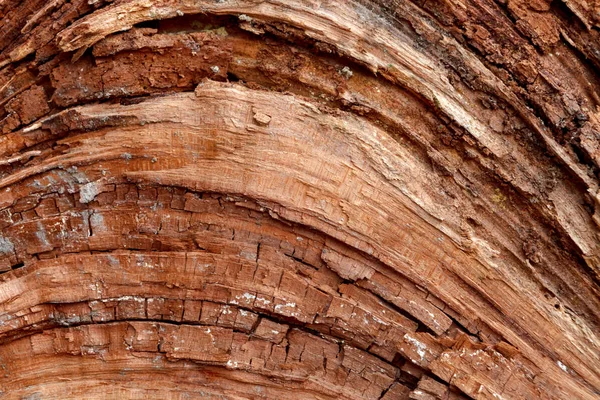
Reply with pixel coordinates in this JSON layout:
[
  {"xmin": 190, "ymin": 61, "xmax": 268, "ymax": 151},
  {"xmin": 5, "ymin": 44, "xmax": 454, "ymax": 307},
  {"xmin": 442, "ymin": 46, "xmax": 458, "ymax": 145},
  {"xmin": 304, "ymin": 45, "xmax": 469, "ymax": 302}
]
[{"xmin": 0, "ymin": 0, "xmax": 599, "ymax": 399}]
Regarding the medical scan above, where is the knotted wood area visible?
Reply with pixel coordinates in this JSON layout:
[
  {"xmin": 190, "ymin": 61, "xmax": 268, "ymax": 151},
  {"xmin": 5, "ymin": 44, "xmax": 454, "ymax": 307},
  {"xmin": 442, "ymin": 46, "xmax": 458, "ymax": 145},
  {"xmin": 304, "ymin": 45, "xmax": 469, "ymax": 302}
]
[{"xmin": 1, "ymin": 0, "xmax": 600, "ymax": 398}]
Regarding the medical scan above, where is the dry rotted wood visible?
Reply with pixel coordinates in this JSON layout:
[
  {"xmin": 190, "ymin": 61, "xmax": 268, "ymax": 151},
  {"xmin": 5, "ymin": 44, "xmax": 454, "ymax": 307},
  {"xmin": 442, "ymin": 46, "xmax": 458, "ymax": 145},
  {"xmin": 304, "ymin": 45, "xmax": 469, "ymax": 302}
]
[{"xmin": 0, "ymin": 0, "xmax": 600, "ymax": 399}]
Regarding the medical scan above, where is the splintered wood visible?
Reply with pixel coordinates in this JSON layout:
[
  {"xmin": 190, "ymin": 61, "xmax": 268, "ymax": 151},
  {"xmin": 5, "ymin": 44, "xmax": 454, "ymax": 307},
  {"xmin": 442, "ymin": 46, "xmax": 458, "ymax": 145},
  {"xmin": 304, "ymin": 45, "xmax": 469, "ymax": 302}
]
[{"xmin": 0, "ymin": 0, "xmax": 599, "ymax": 399}]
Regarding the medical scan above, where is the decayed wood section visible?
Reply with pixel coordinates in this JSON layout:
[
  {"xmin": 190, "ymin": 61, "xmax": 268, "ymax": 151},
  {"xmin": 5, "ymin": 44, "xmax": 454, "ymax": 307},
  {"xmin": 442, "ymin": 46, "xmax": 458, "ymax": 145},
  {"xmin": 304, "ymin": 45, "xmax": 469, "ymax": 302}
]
[{"xmin": 0, "ymin": 0, "xmax": 599, "ymax": 398}]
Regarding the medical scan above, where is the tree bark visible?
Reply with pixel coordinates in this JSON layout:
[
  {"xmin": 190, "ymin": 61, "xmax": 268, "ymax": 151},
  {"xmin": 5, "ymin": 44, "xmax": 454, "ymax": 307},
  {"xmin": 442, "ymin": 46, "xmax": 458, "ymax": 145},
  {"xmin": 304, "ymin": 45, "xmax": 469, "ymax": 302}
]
[{"xmin": 0, "ymin": 0, "xmax": 599, "ymax": 398}]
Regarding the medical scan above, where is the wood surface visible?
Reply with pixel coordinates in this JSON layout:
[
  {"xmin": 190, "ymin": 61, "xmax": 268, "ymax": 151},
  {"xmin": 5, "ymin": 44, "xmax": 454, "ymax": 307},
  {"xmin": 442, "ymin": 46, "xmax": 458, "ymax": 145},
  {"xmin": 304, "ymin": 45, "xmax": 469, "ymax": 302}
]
[{"xmin": 0, "ymin": 0, "xmax": 599, "ymax": 398}]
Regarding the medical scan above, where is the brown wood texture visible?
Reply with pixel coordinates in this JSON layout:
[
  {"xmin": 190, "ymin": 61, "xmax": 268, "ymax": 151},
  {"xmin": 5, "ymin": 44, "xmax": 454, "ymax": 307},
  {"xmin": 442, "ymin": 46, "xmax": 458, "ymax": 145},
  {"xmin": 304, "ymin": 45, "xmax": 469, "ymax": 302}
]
[{"xmin": 0, "ymin": 0, "xmax": 600, "ymax": 398}]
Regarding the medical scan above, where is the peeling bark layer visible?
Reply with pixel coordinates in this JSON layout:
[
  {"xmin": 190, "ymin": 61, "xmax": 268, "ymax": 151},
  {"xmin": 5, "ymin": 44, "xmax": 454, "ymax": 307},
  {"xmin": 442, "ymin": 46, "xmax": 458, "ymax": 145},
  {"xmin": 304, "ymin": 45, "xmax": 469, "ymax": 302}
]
[{"xmin": 1, "ymin": 0, "xmax": 600, "ymax": 399}]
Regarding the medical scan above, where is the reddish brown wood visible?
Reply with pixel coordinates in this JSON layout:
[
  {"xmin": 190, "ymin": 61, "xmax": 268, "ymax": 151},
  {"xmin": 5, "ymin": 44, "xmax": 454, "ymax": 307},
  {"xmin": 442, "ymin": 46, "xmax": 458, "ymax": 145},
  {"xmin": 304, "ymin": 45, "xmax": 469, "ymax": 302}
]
[{"xmin": 0, "ymin": 0, "xmax": 599, "ymax": 398}]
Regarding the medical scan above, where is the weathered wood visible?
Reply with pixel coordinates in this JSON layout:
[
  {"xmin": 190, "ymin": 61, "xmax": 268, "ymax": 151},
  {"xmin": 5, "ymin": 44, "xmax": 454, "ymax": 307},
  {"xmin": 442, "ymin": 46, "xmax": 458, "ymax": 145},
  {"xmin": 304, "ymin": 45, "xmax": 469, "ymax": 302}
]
[{"xmin": 0, "ymin": 0, "xmax": 599, "ymax": 398}]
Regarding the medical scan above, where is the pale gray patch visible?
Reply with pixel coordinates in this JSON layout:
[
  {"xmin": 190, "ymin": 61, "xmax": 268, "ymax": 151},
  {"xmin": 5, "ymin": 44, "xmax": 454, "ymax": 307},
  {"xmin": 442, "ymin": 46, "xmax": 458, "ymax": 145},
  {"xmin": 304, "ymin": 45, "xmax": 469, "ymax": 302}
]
[
  {"xmin": 66, "ymin": 166, "xmax": 89, "ymax": 184},
  {"xmin": 0, "ymin": 237, "xmax": 14, "ymax": 254},
  {"xmin": 56, "ymin": 170, "xmax": 77, "ymax": 193},
  {"xmin": 340, "ymin": 66, "xmax": 353, "ymax": 79},
  {"xmin": 35, "ymin": 221, "xmax": 49, "ymax": 246},
  {"xmin": 89, "ymin": 212, "xmax": 105, "ymax": 233},
  {"xmin": 107, "ymin": 255, "xmax": 119, "ymax": 266},
  {"xmin": 79, "ymin": 182, "xmax": 99, "ymax": 204}
]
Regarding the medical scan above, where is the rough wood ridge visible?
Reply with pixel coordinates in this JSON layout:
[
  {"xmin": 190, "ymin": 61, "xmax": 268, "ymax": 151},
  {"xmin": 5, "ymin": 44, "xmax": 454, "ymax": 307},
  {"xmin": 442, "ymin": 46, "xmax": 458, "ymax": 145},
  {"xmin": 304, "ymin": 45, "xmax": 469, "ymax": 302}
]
[{"xmin": 0, "ymin": 0, "xmax": 600, "ymax": 398}]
